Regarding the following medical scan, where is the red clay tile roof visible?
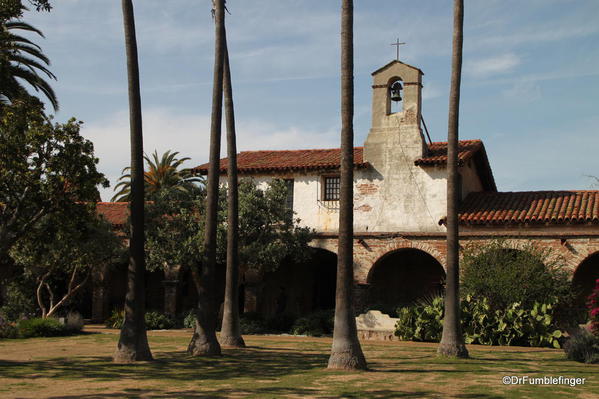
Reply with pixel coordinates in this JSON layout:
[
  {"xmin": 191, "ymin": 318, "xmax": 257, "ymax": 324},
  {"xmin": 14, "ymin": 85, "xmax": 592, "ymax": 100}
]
[
  {"xmin": 415, "ymin": 140, "xmax": 483, "ymax": 166},
  {"xmin": 416, "ymin": 140, "xmax": 497, "ymax": 192},
  {"xmin": 96, "ymin": 202, "xmax": 129, "ymax": 227},
  {"xmin": 194, "ymin": 147, "xmax": 369, "ymax": 175},
  {"xmin": 454, "ymin": 191, "xmax": 599, "ymax": 226}
]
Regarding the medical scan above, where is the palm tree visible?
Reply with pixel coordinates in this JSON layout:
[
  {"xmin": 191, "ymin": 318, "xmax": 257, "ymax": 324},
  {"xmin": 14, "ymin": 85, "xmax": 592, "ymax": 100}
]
[
  {"xmin": 327, "ymin": 0, "xmax": 367, "ymax": 371},
  {"xmin": 0, "ymin": 19, "xmax": 58, "ymax": 110},
  {"xmin": 111, "ymin": 150, "xmax": 202, "ymax": 201},
  {"xmin": 437, "ymin": 0, "xmax": 468, "ymax": 358},
  {"xmin": 219, "ymin": 28, "xmax": 245, "ymax": 348},
  {"xmin": 113, "ymin": 0, "xmax": 153, "ymax": 363},
  {"xmin": 187, "ymin": 0, "xmax": 224, "ymax": 356}
]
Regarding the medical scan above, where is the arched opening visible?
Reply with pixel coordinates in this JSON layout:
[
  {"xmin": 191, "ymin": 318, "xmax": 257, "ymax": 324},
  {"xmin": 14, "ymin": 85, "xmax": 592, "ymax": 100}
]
[
  {"xmin": 387, "ymin": 77, "xmax": 403, "ymax": 115},
  {"xmin": 367, "ymin": 248, "xmax": 445, "ymax": 314},
  {"xmin": 257, "ymin": 248, "xmax": 337, "ymax": 319},
  {"xmin": 573, "ymin": 252, "xmax": 599, "ymax": 308}
]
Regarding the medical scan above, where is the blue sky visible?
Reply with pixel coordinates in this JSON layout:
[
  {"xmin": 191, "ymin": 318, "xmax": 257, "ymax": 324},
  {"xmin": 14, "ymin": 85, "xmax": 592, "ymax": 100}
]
[{"xmin": 23, "ymin": 0, "xmax": 599, "ymax": 201}]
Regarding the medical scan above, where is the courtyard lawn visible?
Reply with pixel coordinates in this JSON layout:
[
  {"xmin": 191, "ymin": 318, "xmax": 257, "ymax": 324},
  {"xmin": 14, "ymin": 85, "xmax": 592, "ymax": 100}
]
[{"xmin": 0, "ymin": 326, "xmax": 597, "ymax": 399}]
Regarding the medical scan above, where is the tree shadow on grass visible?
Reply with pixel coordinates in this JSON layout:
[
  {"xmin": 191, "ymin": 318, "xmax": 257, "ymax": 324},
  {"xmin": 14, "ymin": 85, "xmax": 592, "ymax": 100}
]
[
  {"xmin": 45, "ymin": 388, "xmax": 465, "ymax": 399},
  {"xmin": 0, "ymin": 345, "xmax": 329, "ymax": 382}
]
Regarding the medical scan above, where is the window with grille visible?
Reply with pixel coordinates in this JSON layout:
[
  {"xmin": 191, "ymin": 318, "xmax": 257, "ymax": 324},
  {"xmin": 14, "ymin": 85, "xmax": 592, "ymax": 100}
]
[{"xmin": 323, "ymin": 176, "xmax": 340, "ymax": 201}]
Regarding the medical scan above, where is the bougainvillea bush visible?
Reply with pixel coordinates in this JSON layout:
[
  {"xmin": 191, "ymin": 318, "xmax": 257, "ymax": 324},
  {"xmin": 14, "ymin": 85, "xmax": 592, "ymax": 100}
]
[{"xmin": 589, "ymin": 278, "xmax": 599, "ymax": 336}]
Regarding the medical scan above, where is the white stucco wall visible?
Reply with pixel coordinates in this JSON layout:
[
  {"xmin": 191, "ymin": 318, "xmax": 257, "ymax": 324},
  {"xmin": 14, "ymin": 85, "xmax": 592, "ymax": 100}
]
[{"xmin": 226, "ymin": 161, "xmax": 483, "ymax": 234}]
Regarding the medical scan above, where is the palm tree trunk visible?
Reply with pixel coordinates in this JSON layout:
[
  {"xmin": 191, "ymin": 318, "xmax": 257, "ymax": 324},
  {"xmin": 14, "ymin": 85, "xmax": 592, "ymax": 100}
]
[
  {"xmin": 327, "ymin": 0, "xmax": 367, "ymax": 371},
  {"xmin": 114, "ymin": 0, "xmax": 153, "ymax": 363},
  {"xmin": 187, "ymin": 0, "xmax": 224, "ymax": 356},
  {"xmin": 219, "ymin": 34, "xmax": 245, "ymax": 348},
  {"xmin": 438, "ymin": 0, "xmax": 468, "ymax": 358}
]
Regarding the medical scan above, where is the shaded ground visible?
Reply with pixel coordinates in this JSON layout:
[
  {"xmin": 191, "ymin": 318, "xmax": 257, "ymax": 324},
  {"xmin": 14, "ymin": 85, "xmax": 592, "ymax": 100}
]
[{"xmin": 0, "ymin": 326, "xmax": 597, "ymax": 398}]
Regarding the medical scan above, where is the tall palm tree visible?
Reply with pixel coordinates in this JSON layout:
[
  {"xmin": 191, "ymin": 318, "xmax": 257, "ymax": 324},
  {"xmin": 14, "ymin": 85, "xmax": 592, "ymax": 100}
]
[
  {"xmin": 0, "ymin": 19, "xmax": 58, "ymax": 110},
  {"xmin": 327, "ymin": 0, "xmax": 367, "ymax": 371},
  {"xmin": 187, "ymin": 0, "xmax": 224, "ymax": 356},
  {"xmin": 438, "ymin": 0, "xmax": 468, "ymax": 358},
  {"xmin": 219, "ymin": 27, "xmax": 244, "ymax": 347},
  {"xmin": 113, "ymin": 0, "xmax": 153, "ymax": 363},
  {"xmin": 111, "ymin": 150, "xmax": 202, "ymax": 201}
]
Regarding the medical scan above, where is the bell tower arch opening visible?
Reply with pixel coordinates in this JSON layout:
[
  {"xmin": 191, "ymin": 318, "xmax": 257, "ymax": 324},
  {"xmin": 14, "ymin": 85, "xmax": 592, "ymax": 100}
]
[{"xmin": 388, "ymin": 77, "xmax": 403, "ymax": 115}]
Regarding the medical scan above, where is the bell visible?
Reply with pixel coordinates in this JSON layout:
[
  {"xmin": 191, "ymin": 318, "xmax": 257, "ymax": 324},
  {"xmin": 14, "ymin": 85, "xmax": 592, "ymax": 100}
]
[{"xmin": 390, "ymin": 81, "xmax": 403, "ymax": 102}]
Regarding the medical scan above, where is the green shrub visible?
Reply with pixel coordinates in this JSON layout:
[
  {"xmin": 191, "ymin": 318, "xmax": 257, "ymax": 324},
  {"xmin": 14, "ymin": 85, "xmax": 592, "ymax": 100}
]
[
  {"xmin": 239, "ymin": 312, "xmax": 268, "ymax": 335},
  {"xmin": 0, "ymin": 280, "xmax": 37, "ymax": 321},
  {"xmin": 145, "ymin": 311, "xmax": 176, "ymax": 330},
  {"xmin": 394, "ymin": 296, "xmax": 564, "ymax": 348},
  {"xmin": 0, "ymin": 314, "xmax": 18, "ymax": 339},
  {"xmin": 183, "ymin": 311, "xmax": 196, "ymax": 329},
  {"xmin": 105, "ymin": 309, "xmax": 176, "ymax": 330},
  {"xmin": 461, "ymin": 241, "xmax": 573, "ymax": 310},
  {"xmin": 105, "ymin": 309, "xmax": 124, "ymax": 329},
  {"xmin": 563, "ymin": 329, "xmax": 599, "ymax": 364},
  {"xmin": 17, "ymin": 318, "xmax": 67, "ymax": 338},
  {"xmin": 291, "ymin": 310, "xmax": 334, "ymax": 337},
  {"xmin": 395, "ymin": 296, "xmax": 444, "ymax": 342}
]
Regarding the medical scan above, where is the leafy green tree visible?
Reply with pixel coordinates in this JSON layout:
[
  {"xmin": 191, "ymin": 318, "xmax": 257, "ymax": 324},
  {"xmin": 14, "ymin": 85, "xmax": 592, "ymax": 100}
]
[
  {"xmin": 114, "ymin": 0, "xmax": 153, "ymax": 363},
  {"xmin": 327, "ymin": 0, "xmax": 367, "ymax": 371},
  {"xmin": 10, "ymin": 205, "xmax": 124, "ymax": 318},
  {"xmin": 438, "ymin": 0, "xmax": 468, "ymax": 359},
  {"xmin": 1, "ymin": 0, "xmax": 52, "ymax": 21},
  {"xmin": 232, "ymin": 180, "xmax": 312, "ymax": 273},
  {"xmin": 461, "ymin": 241, "xmax": 573, "ymax": 310},
  {"xmin": 111, "ymin": 150, "xmax": 202, "ymax": 201},
  {"xmin": 0, "ymin": 98, "xmax": 108, "ymax": 266}
]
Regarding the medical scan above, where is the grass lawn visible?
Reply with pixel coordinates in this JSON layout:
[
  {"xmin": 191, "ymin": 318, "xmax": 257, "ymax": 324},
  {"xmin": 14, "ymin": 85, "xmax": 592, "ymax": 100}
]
[{"xmin": 0, "ymin": 326, "xmax": 597, "ymax": 399}]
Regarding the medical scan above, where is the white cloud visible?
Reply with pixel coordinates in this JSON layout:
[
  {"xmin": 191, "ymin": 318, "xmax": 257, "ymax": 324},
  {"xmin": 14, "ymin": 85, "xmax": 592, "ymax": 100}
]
[
  {"xmin": 466, "ymin": 53, "xmax": 520, "ymax": 78},
  {"xmin": 82, "ymin": 107, "xmax": 340, "ymax": 201},
  {"xmin": 501, "ymin": 80, "xmax": 542, "ymax": 103}
]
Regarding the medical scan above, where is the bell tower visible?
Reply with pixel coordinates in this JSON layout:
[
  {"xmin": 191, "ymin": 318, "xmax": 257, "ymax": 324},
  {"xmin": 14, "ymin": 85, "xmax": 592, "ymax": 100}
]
[{"xmin": 363, "ymin": 60, "xmax": 426, "ymax": 170}]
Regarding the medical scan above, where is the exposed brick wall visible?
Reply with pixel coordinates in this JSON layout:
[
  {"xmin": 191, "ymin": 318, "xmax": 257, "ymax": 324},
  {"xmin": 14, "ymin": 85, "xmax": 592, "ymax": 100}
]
[{"xmin": 310, "ymin": 235, "xmax": 599, "ymax": 284}]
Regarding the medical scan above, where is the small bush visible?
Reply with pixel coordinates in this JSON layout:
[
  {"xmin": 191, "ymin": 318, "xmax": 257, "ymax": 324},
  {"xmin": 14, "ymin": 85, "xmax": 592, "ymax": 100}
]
[
  {"xmin": 17, "ymin": 318, "xmax": 67, "ymax": 338},
  {"xmin": 105, "ymin": 309, "xmax": 124, "ymax": 329},
  {"xmin": 563, "ymin": 329, "xmax": 599, "ymax": 364},
  {"xmin": 291, "ymin": 310, "xmax": 334, "ymax": 337},
  {"xmin": 394, "ymin": 296, "xmax": 564, "ymax": 348},
  {"xmin": 183, "ymin": 311, "xmax": 196, "ymax": 329},
  {"xmin": 239, "ymin": 312, "xmax": 268, "ymax": 335},
  {"xmin": 145, "ymin": 311, "xmax": 176, "ymax": 330},
  {"xmin": 0, "ymin": 314, "xmax": 18, "ymax": 339},
  {"xmin": 105, "ymin": 309, "xmax": 176, "ymax": 330},
  {"xmin": 588, "ymin": 278, "xmax": 599, "ymax": 336},
  {"xmin": 0, "ymin": 280, "xmax": 37, "ymax": 321},
  {"xmin": 395, "ymin": 296, "xmax": 444, "ymax": 342}
]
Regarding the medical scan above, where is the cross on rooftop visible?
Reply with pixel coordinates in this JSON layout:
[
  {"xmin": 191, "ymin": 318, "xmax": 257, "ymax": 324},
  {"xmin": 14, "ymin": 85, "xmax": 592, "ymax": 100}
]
[{"xmin": 391, "ymin": 38, "xmax": 406, "ymax": 61}]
